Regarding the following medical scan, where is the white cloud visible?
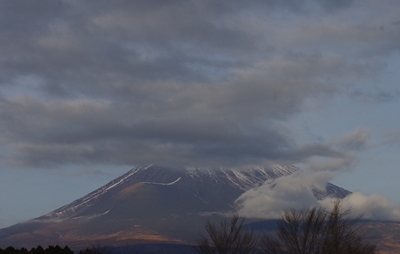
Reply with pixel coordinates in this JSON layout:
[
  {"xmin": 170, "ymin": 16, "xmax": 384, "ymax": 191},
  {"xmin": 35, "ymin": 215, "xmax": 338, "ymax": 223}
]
[
  {"xmin": 321, "ymin": 192, "xmax": 400, "ymax": 221},
  {"xmin": 235, "ymin": 127, "xmax": 400, "ymax": 221},
  {"xmin": 235, "ymin": 170, "xmax": 333, "ymax": 219},
  {"xmin": 236, "ymin": 170, "xmax": 400, "ymax": 221}
]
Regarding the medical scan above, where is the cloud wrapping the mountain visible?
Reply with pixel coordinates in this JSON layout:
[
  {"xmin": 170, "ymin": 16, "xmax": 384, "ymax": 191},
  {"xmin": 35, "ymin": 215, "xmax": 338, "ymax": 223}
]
[
  {"xmin": 236, "ymin": 124, "xmax": 400, "ymax": 221},
  {"xmin": 235, "ymin": 170, "xmax": 333, "ymax": 218},
  {"xmin": 236, "ymin": 169, "xmax": 400, "ymax": 221},
  {"xmin": 320, "ymin": 192, "xmax": 400, "ymax": 221}
]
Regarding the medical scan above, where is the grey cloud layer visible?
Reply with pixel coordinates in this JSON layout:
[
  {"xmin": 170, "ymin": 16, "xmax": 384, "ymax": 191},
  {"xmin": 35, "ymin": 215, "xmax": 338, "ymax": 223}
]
[{"xmin": 0, "ymin": 0, "xmax": 399, "ymax": 168}]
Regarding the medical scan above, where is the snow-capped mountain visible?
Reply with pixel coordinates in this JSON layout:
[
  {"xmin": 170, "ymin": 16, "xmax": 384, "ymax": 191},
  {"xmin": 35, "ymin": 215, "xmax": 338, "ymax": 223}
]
[
  {"xmin": 41, "ymin": 164, "xmax": 349, "ymax": 221},
  {"xmin": 0, "ymin": 164, "xmax": 351, "ymax": 249},
  {"xmin": 41, "ymin": 165, "xmax": 298, "ymax": 219}
]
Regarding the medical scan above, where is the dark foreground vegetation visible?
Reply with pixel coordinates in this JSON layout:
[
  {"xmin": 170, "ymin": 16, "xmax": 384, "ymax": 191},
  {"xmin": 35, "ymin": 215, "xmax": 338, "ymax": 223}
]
[
  {"xmin": 196, "ymin": 201, "xmax": 377, "ymax": 254},
  {"xmin": 0, "ymin": 245, "xmax": 112, "ymax": 254},
  {"xmin": 0, "ymin": 245, "xmax": 73, "ymax": 254},
  {"xmin": 0, "ymin": 244, "xmax": 197, "ymax": 254}
]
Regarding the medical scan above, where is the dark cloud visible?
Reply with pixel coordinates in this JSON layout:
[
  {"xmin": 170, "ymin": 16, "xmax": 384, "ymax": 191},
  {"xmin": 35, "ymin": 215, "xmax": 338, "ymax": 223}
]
[
  {"xmin": 319, "ymin": 0, "xmax": 355, "ymax": 12},
  {"xmin": 0, "ymin": 0, "xmax": 398, "ymax": 169},
  {"xmin": 349, "ymin": 89, "xmax": 400, "ymax": 103},
  {"xmin": 392, "ymin": 21, "xmax": 400, "ymax": 26}
]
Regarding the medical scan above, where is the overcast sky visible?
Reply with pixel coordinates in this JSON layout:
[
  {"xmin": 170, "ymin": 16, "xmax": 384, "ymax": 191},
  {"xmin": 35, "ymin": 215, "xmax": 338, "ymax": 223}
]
[{"xmin": 1, "ymin": 0, "xmax": 400, "ymax": 227}]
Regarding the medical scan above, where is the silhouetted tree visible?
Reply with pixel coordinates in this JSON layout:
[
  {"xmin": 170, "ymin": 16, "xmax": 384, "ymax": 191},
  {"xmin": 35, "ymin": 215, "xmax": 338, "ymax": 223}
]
[
  {"xmin": 4, "ymin": 246, "xmax": 16, "ymax": 254},
  {"xmin": 34, "ymin": 246, "xmax": 44, "ymax": 254},
  {"xmin": 19, "ymin": 248, "xmax": 28, "ymax": 254},
  {"xmin": 78, "ymin": 244, "xmax": 110, "ymax": 254},
  {"xmin": 261, "ymin": 201, "xmax": 377, "ymax": 254},
  {"xmin": 196, "ymin": 214, "xmax": 258, "ymax": 254},
  {"xmin": 0, "ymin": 245, "xmax": 73, "ymax": 254},
  {"xmin": 61, "ymin": 246, "xmax": 73, "ymax": 254}
]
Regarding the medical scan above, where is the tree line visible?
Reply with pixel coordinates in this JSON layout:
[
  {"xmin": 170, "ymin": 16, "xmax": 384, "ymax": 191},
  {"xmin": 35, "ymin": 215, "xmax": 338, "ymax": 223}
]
[
  {"xmin": 0, "ymin": 245, "xmax": 108, "ymax": 254},
  {"xmin": 0, "ymin": 245, "xmax": 73, "ymax": 254}
]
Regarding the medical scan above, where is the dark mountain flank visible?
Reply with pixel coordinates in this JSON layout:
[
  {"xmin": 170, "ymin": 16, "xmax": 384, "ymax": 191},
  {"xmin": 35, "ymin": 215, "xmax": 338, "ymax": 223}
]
[{"xmin": 0, "ymin": 165, "xmax": 350, "ymax": 249}]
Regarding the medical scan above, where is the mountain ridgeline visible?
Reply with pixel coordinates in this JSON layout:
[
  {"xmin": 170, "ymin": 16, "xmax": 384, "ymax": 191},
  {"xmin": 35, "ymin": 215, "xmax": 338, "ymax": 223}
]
[{"xmin": 0, "ymin": 165, "xmax": 351, "ymax": 249}]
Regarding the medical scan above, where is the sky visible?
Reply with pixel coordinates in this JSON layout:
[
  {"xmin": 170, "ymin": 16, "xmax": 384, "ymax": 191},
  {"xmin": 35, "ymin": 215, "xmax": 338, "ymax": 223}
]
[{"xmin": 1, "ymin": 0, "xmax": 400, "ymax": 227}]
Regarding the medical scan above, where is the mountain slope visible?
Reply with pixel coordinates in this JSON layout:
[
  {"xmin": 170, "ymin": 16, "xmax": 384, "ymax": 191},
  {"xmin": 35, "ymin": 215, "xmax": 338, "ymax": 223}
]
[
  {"xmin": 40, "ymin": 165, "xmax": 299, "ymax": 220},
  {"xmin": 0, "ymin": 164, "xmax": 350, "ymax": 249}
]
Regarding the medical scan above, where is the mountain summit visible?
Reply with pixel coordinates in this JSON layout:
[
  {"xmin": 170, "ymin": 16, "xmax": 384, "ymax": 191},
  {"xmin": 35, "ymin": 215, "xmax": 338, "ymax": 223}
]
[{"xmin": 0, "ymin": 165, "xmax": 350, "ymax": 249}]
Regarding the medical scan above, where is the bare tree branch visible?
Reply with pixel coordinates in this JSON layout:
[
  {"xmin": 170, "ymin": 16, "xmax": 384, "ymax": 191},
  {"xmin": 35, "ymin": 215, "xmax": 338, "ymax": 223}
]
[
  {"xmin": 261, "ymin": 200, "xmax": 377, "ymax": 254},
  {"xmin": 196, "ymin": 214, "xmax": 258, "ymax": 254}
]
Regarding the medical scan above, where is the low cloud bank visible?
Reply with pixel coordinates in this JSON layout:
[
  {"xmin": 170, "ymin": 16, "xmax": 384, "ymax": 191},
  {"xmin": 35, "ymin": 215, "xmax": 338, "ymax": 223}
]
[
  {"xmin": 235, "ymin": 170, "xmax": 332, "ymax": 219},
  {"xmin": 235, "ymin": 127, "xmax": 400, "ymax": 222},
  {"xmin": 321, "ymin": 192, "xmax": 400, "ymax": 221},
  {"xmin": 236, "ymin": 169, "xmax": 400, "ymax": 221}
]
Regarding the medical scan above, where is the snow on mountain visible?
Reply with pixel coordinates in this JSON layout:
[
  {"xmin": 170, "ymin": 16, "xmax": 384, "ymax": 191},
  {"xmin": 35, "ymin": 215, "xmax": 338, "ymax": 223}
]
[
  {"xmin": 313, "ymin": 182, "xmax": 351, "ymax": 200},
  {"xmin": 38, "ymin": 164, "xmax": 348, "ymax": 222},
  {"xmin": 40, "ymin": 165, "xmax": 152, "ymax": 219},
  {"xmin": 0, "ymin": 164, "xmax": 354, "ymax": 249},
  {"xmin": 39, "ymin": 164, "xmax": 297, "ymax": 220}
]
